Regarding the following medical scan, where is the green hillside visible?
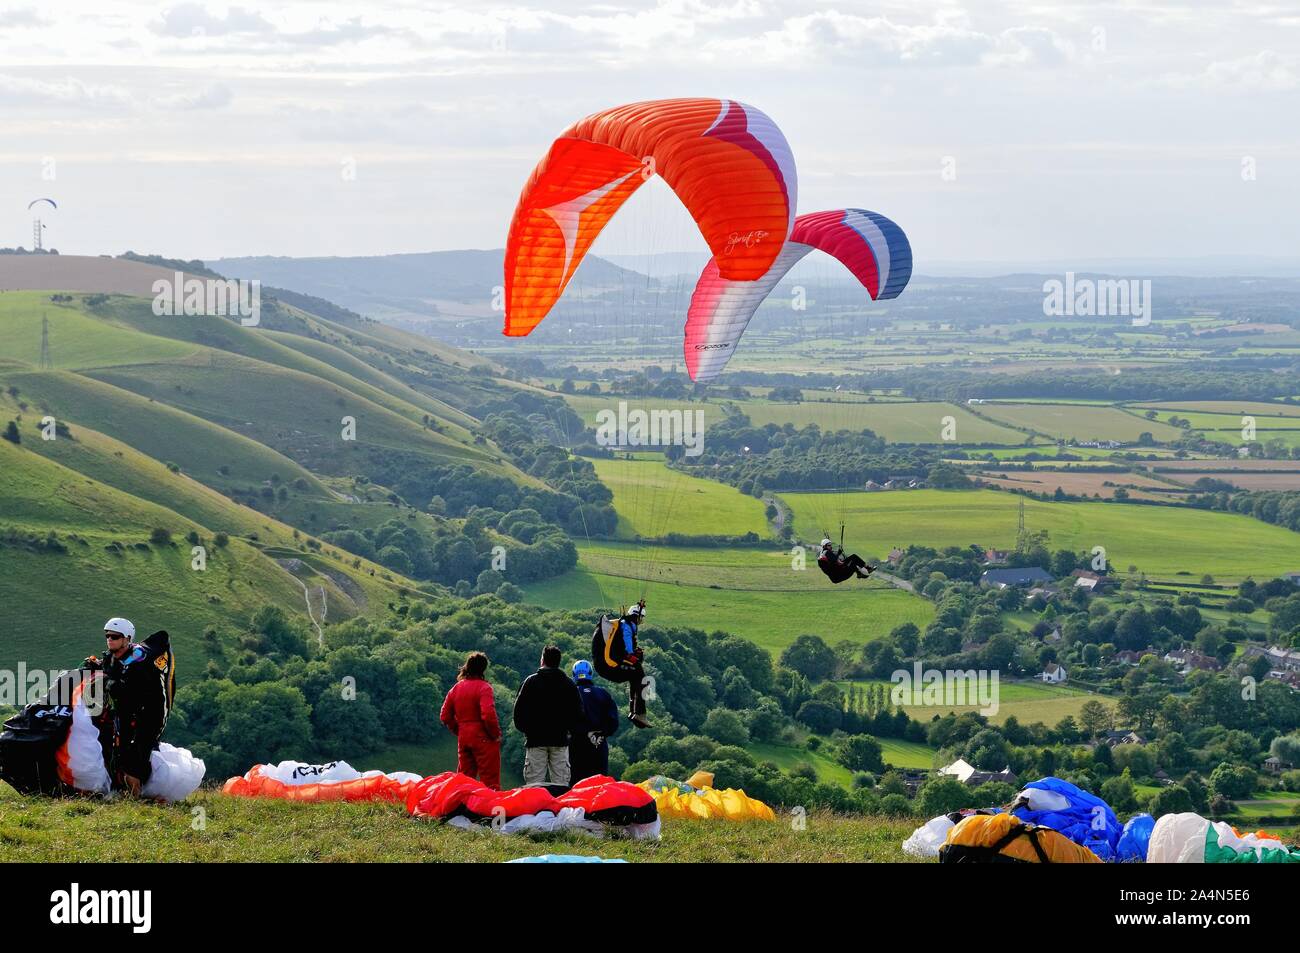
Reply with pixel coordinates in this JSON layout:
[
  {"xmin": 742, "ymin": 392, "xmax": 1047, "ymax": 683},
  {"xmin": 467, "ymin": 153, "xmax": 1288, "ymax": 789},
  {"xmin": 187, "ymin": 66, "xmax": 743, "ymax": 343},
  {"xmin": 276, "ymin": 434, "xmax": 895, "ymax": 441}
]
[
  {"xmin": 0, "ymin": 292, "xmax": 526, "ymax": 483},
  {"xmin": 0, "ymin": 396, "xmax": 422, "ymax": 670},
  {"xmin": 1, "ymin": 370, "xmax": 328, "ymax": 498}
]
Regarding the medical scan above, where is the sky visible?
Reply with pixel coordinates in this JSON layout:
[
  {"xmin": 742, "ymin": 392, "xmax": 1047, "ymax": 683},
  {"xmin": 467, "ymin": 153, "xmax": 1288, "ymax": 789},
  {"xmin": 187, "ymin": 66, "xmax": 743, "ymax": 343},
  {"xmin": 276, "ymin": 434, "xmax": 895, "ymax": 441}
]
[{"xmin": 1, "ymin": 0, "xmax": 1298, "ymax": 267}]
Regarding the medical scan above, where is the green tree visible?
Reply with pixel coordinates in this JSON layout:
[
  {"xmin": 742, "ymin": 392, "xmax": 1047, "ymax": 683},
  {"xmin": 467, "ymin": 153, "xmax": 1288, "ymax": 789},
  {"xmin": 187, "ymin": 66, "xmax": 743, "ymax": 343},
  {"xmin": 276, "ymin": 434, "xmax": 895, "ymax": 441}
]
[
  {"xmin": 779, "ymin": 635, "xmax": 837, "ymax": 681},
  {"xmin": 1078, "ymin": 699, "xmax": 1112, "ymax": 739},
  {"xmin": 917, "ymin": 776, "xmax": 972, "ymax": 816},
  {"xmin": 211, "ymin": 682, "xmax": 313, "ymax": 770},
  {"xmin": 1148, "ymin": 784, "xmax": 1195, "ymax": 817},
  {"xmin": 838, "ymin": 734, "xmax": 885, "ymax": 773},
  {"xmin": 701, "ymin": 707, "xmax": 749, "ymax": 746}
]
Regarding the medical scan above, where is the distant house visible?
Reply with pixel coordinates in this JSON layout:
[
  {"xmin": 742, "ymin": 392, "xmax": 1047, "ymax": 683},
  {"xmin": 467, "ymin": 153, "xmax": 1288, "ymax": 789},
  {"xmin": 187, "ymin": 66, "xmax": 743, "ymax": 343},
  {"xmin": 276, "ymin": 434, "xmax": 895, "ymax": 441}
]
[
  {"xmin": 939, "ymin": 759, "xmax": 1018, "ymax": 787},
  {"xmin": 983, "ymin": 548, "xmax": 1011, "ymax": 566},
  {"xmin": 1263, "ymin": 756, "xmax": 1293, "ymax": 775},
  {"xmin": 1154, "ymin": 769, "xmax": 1173, "ymax": 786},
  {"xmin": 886, "ymin": 547, "xmax": 905, "ymax": 566},
  {"xmin": 1072, "ymin": 569, "xmax": 1115, "ymax": 594},
  {"xmin": 865, "ymin": 480, "xmax": 883, "ymax": 491},
  {"xmin": 1115, "ymin": 649, "xmax": 1154, "ymax": 666},
  {"xmin": 1027, "ymin": 586, "xmax": 1059, "ymax": 603},
  {"xmin": 1164, "ymin": 649, "xmax": 1222, "ymax": 674},
  {"xmin": 981, "ymin": 567, "xmax": 1054, "ymax": 590},
  {"xmin": 1042, "ymin": 625, "xmax": 1063, "ymax": 644},
  {"xmin": 1243, "ymin": 644, "xmax": 1300, "ymax": 673},
  {"xmin": 1039, "ymin": 662, "xmax": 1068, "ymax": 683}
]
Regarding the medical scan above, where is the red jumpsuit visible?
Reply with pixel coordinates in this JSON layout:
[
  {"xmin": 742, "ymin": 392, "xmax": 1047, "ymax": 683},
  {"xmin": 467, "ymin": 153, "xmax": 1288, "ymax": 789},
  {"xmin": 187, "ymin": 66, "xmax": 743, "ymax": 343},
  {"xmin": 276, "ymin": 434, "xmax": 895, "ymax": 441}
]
[{"xmin": 439, "ymin": 677, "xmax": 501, "ymax": 790}]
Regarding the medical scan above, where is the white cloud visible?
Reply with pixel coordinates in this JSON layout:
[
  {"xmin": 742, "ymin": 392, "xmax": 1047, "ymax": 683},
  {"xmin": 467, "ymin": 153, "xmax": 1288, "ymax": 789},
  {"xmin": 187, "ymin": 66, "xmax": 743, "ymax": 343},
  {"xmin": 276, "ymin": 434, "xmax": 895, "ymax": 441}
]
[
  {"xmin": 1204, "ymin": 50, "xmax": 1298, "ymax": 91},
  {"xmin": 151, "ymin": 4, "xmax": 274, "ymax": 38},
  {"xmin": 0, "ymin": 73, "xmax": 133, "ymax": 108},
  {"xmin": 153, "ymin": 82, "xmax": 234, "ymax": 110}
]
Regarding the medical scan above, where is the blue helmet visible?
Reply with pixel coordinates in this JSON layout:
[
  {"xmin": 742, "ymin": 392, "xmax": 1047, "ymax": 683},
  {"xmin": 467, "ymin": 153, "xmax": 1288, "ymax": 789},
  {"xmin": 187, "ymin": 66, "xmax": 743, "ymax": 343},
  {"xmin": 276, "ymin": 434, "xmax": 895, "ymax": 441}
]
[{"xmin": 572, "ymin": 660, "xmax": 594, "ymax": 680}]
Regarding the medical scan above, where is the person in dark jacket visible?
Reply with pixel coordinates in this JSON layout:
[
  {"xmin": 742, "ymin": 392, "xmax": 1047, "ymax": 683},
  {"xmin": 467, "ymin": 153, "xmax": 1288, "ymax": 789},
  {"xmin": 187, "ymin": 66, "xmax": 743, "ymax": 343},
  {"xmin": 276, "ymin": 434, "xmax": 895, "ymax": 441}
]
[
  {"xmin": 569, "ymin": 660, "xmax": 619, "ymax": 782},
  {"xmin": 513, "ymin": 645, "xmax": 584, "ymax": 786},
  {"xmin": 85, "ymin": 618, "xmax": 170, "ymax": 795},
  {"xmin": 440, "ymin": 651, "xmax": 501, "ymax": 789},
  {"xmin": 817, "ymin": 538, "xmax": 875, "ymax": 584}
]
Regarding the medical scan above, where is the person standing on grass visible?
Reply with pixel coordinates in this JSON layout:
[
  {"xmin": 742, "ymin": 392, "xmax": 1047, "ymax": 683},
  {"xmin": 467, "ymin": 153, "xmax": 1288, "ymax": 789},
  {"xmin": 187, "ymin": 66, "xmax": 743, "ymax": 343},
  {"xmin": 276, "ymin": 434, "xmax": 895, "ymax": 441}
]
[
  {"xmin": 570, "ymin": 660, "xmax": 619, "ymax": 782},
  {"xmin": 513, "ymin": 645, "xmax": 584, "ymax": 787},
  {"xmin": 440, "ymin": 652, "xmax": 501, "ymax": 789}
]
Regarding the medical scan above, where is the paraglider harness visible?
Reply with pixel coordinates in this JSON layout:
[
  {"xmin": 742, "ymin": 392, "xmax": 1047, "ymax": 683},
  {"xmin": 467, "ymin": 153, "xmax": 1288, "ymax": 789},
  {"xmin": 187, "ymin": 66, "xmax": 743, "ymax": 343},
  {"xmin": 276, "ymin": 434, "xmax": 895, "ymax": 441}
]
[{"xmin": 592, "ymin": 601, "xmax": 644, "ymax": 683}]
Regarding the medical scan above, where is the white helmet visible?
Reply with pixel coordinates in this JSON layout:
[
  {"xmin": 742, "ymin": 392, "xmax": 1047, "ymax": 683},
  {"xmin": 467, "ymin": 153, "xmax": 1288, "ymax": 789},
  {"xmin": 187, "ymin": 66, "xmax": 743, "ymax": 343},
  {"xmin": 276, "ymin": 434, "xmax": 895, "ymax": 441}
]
[
  {"xmin": 103, "ymin": 617, "xmax": 135, "ymax": 639},
  {"xmin": 627, "ymin": 604, "xmax": 645, "ymax": 620},
  {"xmin": 821, "ymin": 538, "xmax": 833, "ymax": 549}
]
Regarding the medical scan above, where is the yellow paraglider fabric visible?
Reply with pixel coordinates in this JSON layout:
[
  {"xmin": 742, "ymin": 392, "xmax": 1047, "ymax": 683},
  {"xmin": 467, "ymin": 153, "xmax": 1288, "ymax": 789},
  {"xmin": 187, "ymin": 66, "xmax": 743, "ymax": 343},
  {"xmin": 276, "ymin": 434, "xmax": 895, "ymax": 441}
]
[
  {"xmin": 941, "ymin": 813, "xmax": 1102, "ymax": 863},
  {"xmin": 638, "ymin": 779, "xmax": 776, "ymax": 822},
  {"xmin": 686, "ymin": 770, "xmax": 714, "ymax": 789}
]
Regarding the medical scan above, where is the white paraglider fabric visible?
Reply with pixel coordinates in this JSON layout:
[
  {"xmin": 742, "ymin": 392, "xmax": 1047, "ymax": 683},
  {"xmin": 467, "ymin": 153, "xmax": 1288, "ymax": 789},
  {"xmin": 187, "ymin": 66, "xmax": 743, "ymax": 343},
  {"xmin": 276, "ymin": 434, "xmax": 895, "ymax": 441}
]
[
  {"xmin": 256, "ymin": 759, "xmax": 422, "ymax": 786},
  {"xmin": 1017, "ymin": 787, "xmax": 1071, "ymax": 813},
  {"xmin": 501, "ymin": 808, "xmax": 603, "ymax": 836},
  {"xmin": 64, "ymin": 697, "xmax": 112, "ymax": 795},
  {"xmin": 141, "ymin": 743, "xmax": 206, "ymax": 802},
  {"xmin": 902, "ymin": 815, "xmax": 957, "ymax": 858},
  {"xmin": 446, "ymin": 809, "xmax": 661, "ymax": 841}
]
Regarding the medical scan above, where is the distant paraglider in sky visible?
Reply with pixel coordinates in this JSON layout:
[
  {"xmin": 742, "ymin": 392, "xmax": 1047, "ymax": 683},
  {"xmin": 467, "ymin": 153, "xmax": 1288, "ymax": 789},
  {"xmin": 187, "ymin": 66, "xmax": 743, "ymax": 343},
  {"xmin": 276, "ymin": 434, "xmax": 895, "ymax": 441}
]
[
  {"xmin": 27, "ymin": 198, "xmax": 58, "ymax": 251},
  {"xmin": 684, "ymin": 208, "xmax": 913, "ymax": 382},
  {"xmin": 502, "ymin": 98, "xmax": 798, "ymax": 337}
]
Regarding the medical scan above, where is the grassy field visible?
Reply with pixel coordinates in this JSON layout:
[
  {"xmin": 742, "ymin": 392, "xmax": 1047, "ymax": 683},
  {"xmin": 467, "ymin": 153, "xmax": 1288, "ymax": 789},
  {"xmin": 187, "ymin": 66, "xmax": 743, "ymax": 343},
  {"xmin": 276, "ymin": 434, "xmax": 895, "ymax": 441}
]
[
  {"xmin": 780, "ymin": 488, "xmax": 1300, "ymax": 580},
  {"xmin": 837, "ymin": 678, "xmax": 1116, "ymax": 727},
  {"xmin": 0, "ymin": 786, "xmax": 922, "ymax": 862},
  {"xmin": 747, "ymin": 737, "xmax": 937, "ymax": 780},
  {"xmin": 1133, "ymin": 400, "xmax": 1300, "ymax": 418},
  {"xmin": 974, "ymin": 403, "xmax": 1185, "ymax": 442},
  {"xmin": 562, "ymin": 393, "xmax": 1028, "ymax": 445},
  {"xmin": 589, "ymin": 457, "xmax": 770, "ymax": 540},
  {"xmin": 738, "ymin": 400, "xmax": 1026, "ymax": 444},
  {"xmin": 522, "ymin": 565, "xmax": 935, "ymax": 654}
]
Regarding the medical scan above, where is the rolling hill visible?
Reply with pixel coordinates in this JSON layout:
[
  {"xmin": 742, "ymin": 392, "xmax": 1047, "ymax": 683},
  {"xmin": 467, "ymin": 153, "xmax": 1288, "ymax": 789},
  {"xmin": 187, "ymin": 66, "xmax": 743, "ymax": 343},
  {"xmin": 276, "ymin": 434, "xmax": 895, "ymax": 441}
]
[{"xmin": 0, "ymin": 258, "xmax": 559, "ymax": 669}]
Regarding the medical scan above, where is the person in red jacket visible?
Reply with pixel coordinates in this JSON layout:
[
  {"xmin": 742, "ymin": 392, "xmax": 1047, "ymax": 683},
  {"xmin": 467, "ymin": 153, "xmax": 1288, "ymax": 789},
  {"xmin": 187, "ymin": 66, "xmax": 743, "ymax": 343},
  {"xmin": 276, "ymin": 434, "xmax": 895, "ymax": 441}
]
[{"xmin": 439, "ymin": 652, "xmax": 501, "ymax": 789}]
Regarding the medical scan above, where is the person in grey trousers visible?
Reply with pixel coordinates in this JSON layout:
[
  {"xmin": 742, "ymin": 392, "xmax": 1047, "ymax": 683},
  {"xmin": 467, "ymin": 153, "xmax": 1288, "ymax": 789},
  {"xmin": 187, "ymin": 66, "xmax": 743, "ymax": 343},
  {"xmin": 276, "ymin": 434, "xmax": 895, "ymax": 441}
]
[{"xmin": 512, "ymin": 645, "xmax": 585, "ymax": 786}]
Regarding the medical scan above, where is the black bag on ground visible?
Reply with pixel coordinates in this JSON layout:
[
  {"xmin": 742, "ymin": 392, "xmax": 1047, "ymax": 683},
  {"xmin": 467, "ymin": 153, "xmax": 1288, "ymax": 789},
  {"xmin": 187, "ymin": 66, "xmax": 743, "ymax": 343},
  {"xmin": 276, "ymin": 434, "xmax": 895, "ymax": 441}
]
[{"xmin": 0, "ymin": 669, "xmax": 95, "ymax": 795}]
